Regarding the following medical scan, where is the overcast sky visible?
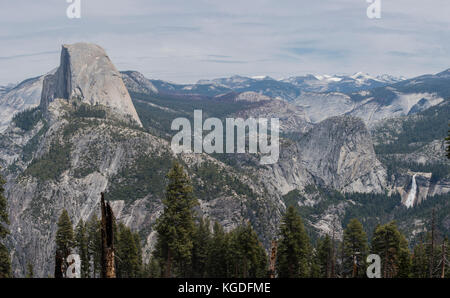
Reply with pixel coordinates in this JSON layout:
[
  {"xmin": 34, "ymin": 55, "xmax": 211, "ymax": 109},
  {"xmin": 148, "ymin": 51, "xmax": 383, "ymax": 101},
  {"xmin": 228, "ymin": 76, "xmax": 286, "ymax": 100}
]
[{"xmin": 1, "ymin": 0, "xmax": 450, "ymax": 85}]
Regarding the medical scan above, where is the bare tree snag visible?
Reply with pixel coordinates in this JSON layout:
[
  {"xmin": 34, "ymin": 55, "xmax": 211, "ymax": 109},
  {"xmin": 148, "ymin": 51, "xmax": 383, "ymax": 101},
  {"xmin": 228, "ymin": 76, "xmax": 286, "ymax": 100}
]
[
  {"xmin": 429, "ymin": 208, "xmax": 435, "ymax": 278},
  {"xmin": 54, "ymin": 250, "xmax": 64, "ymax": 279},
  {"xmin": 100, "ymin": 192, "xmax": 116, "ymax": 278},
  {"xmin": 165, "ymin": 248, "xmax": 172, "ymax": 278},
  {"xmin": 269, "ymin": 240, "xmax": 277, "ymax": 278},
  {"xmin": 441, "ymin": 240, "xmax": 446, "ymax": 278}
]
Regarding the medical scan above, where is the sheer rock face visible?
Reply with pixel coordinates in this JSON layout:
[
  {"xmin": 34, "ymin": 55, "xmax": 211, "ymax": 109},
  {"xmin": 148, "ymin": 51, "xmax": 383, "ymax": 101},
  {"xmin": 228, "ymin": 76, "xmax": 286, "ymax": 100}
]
[
  {"xmin": 260, "ymin": 116, "xmax": 387, "ymax": 196},
  {"xmin": 296, "ymin": 116, "xmax": 387, "ymax": 192},
  {"xmin": 40, "ymin": 43, "xmax": 142, "ymax": 126}
]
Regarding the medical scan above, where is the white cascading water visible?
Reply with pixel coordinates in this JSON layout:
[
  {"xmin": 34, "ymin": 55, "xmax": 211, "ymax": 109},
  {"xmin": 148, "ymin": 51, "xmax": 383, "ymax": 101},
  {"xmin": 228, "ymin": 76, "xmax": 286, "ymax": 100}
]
[{"xmin": 405, "ymin": 174, "xmax": 417, "ymax": 208}]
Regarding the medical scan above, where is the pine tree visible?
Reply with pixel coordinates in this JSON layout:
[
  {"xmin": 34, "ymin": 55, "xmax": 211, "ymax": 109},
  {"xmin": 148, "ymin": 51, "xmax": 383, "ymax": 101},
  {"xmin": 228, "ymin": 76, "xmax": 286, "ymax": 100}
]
[
  {"xmin": 276, "ymin": 206, "xmax": 311, "ymax": 278},
  {"xmin": 371, "ymin": 221, "xmax": 410, "ymax": 278},
  {"xmin": 26, "ymin": 262, "xmax": 34, "ymax": 278},
  {"xmin": 0, "ymin": 244, "xmax": 11, "ymax": 278},
  {"xmin": 446, "ymin": 127, "xmax": 450, "ymax": 159},
  {"xmin": 145, "ymin": 257, "xmax": 162, "ymax": 278},
  {"xmin": 55, "ymin": 209, "xmax": 74, "ymax": 277},
  {"xmin": 116, "ymin": 223, "xmax": 140, "ymax": 278},
  {"xmin": 75, "ymin": 219, "xmax": 89, "ymax": 278},
  {"xmin": 0, "ymin": 169, "xmax": 11, "ymax": 278},
  {"xmin": 154, "ymin": 161, "xmax": 198, "ymax": 277},
  {"xmin": 411, "ymin": 239, "xmax": 428, "ymax": 278},
  {"xmin": 228, "ymin": 223, "xmax": 267, "ymax": 278},
  {"xmin": 206, "ymin": 222, "xmax": 229, "ymax": 277},
  {"xmin": 56, "ymin": 210, "xmax": 74, "ymax": 257},
  {"xmin": 133, "ymin": 231, "xmax": 143, "ymax": 277},
  {"xmin": 342, "ymin": 218, "xmax": 368, "ymax": 278},
  {"xmin": 315, "ymin": 235, "xmax": 333, "ymax": 278},
  {"xmin": 397, "ymin": 234, "xmax": 411, "ymax": 278},
  {"xmin": 87, "ymin": 215, "xmax": 101, "ymax": 277},
  {"xmin": 442, "ymin": 238, "xmax": 450, "ymax": 278},
  {"xmin": 192, "ymin": 217, "xmax": 211, "ymax": 277}
]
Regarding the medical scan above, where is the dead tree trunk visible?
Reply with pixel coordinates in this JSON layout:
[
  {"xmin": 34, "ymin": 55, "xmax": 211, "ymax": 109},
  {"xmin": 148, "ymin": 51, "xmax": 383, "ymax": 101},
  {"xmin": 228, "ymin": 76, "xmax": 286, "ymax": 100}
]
[
  {"xmin": 54, "ymin": 250, "xmax": 64, "ymax": 279},
  {"xmin": 429, "ymin": 208, "xmax": 435, "ymax": 278},
  {"xmin": 269, "ymin": 240, "xmax": 277, "ymax": 278},
  {"xmin": 165, "ymin": 248, "xmax": 172, "ymax": 278},
  {"xmin": 101, "ymin": 192, "xmax": 116, "ymax": 278},
  {"xmin": 441, "ymin": 241, "xmax": 446, "ymax": 278}
]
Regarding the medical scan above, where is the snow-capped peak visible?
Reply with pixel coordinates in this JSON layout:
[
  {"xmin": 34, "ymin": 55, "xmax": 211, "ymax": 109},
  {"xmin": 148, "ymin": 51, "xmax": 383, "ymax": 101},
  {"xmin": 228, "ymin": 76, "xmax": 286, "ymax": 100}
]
[
  {"xmin": 350, "ymin": 72, "xmax": 375, "ymax": 81},
  {"xmin": 251, "ymin": 75, "xmax": 271, "ymax": 80},
  {"xmin": 376, "ymin": 74, "xmax": 406, "ymax": 83},
  {"xmin": 313, "ymin": 74, "xmax": 342, "ymax": 82}
]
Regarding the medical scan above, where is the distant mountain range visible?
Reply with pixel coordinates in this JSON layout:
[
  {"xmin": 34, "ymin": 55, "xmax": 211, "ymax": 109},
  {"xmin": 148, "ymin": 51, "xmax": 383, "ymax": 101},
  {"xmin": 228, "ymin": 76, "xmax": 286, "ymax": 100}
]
[{"xmin": 133, "ymin": 72, "xmax": 405, "ymax": 100}]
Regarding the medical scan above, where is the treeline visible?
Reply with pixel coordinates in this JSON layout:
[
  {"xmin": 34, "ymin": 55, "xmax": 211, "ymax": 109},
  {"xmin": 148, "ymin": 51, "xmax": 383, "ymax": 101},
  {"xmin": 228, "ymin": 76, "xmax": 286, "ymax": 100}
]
[
  {"xmin": 129, "ymin": 161, "xmax": 450, "ymax": 278},
  {"xmin": 374, "ymin": 103, "xmax": 450, "ymax": 155},
  {"xmin": 145, "ymin": 162, "xmax": 267, "ymax": 278},
  {"xmin": 55, "ymin": 210, "xmax": 144, "ymax": 278},
  {"xmin": 0, "ymin": 167, "xmax": 11, "ymax": 278},
  {"xmin": 2, "ymin": 162, "xmax": 450, "ymax": 278},
  {"xmin": 12, "ymin": 107, "xmax": 42, "ymax": 132},
  {"xmin": 380, "ymin": 156, "xmax": 450, "ymax": 183}
]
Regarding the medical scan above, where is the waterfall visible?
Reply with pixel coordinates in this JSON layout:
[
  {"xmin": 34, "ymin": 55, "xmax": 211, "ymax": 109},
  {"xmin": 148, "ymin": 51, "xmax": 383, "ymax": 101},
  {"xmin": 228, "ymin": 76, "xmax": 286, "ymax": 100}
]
[{"xmin": 405, "ymin": 174, "xmax": 417, "ymax": 208}]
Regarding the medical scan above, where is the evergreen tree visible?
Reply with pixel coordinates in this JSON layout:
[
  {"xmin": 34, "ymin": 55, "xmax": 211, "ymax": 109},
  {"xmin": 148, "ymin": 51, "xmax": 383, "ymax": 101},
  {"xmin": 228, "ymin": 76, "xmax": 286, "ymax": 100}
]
[
  {"xmin": 26, "ymin": 262, "xmax": 34, "ymax": 278},
  {"xmin": 446, "ymin": 128, "xmax": 450, "ymax": 159},
  {"xmin": 75, "ymin": 219, "xmax": 89, "ymax": 278},
  {"xmin": 133, "ymin": 231, "xmax": 143, "ymax": 277},
  {"xmin": 153, "ymin": 162, "xmax": 198, "ymax": 277},
  {"xmin": 276, "ymin": 206, "xmax": 311, "ymax": 278},
  {"xmin": 424, "ymin": 231, "xmax": 442, "ymax": 278},
  {"xmin": 342, "ymin": 218, "xmax": 368, "ymax": 278},
  {"xmin": 206, "ymin": 222, "xmax": 229, "ymax": 277},
  {"xmin": 0, "ymin": 244, "xmax": 11, "ymax": 278},
  {"xmin": 116, "ymin": 223, "xmax": 140, "ymax": 278},
  {"xmin": 0, "ymin": 169, "xmax": 11, "ymax": 278},
  {"xmin": 315, "ymin": 235, "xmax": 333, "ymax": 278},
  {"xmin": 371, "ymin": 222, "xmax": 410, "ymax": 278},
  {"xmin": 87, "ymin": 215, "xmax": 101, "ymax": 278},
  {"xmin": 192, "ymin": 217, "xmax": 211, "ymax": 277},
  {"xmin": 443, "ymin": 238, "xmax": 450, "ymax": 278},
  {"xmin": 55, "ymin": 209, "xmax": 74, "ymax": 277},
  {"xmin": 397, "ymin": 235, "xmax": 411, "ymax": 278},
  {"xmin": 411, "ymin": 239, "xmax": 427, "ymax": 278},
  {"xmin": 145, "ymin": 257, "xmax": 162, "ymax": 278},
  {"xmin": 228, "ymin": 223, "xmax": 267, "ymax": 278}
]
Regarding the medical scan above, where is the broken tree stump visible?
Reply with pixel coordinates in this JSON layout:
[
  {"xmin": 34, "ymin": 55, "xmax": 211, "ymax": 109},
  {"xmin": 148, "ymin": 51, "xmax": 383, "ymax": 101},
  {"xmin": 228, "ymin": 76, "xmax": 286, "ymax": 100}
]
[{"xmin": 100, "ymin": 192, "xmax": 116, "ymax": 278}]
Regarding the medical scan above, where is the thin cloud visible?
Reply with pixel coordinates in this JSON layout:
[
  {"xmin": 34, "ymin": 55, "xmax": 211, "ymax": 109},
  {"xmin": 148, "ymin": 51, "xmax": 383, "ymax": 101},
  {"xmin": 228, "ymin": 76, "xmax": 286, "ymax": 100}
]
[
  {"xmin": 0, "ymin": 51, "xmax": 59, "ymax": 60},
  {"xmin": 0, "ymin": 0, "xmax": 449, "ymax": 84}
]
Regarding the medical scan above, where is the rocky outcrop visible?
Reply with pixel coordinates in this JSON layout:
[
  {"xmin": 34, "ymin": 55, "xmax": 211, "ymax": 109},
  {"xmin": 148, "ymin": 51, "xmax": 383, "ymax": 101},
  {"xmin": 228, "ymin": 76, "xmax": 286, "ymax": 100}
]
[
  {"xmin": 259, "ymin": 116, "xmax": 387, "ymax": 196},
  {"xmin": 0, "ymin": 75, "xmax": 46, "ymax": 133},
  {"xmin": 121, "ymin": 71, "xmax": 158, "ymax": 95},
  {"xmin": 40, "ymin": 43, "xmax": 142, "ymax": 126},
  {"xmin": 233, "ymin": 95, "xmax": 312, "ymax": 133},
  {"xmin": 297, "ymin": 116, "xmax": 387, "ymax": 192}
]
